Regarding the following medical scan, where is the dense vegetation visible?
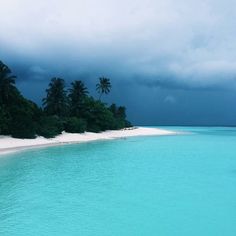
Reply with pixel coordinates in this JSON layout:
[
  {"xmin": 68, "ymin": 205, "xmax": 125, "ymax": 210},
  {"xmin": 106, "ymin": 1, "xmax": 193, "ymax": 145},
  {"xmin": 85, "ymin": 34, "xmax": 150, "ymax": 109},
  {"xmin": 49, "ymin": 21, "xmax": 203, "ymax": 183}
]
[{"xmin": 0, "ymin": 61, "xmax": 131, "ymax": 139}]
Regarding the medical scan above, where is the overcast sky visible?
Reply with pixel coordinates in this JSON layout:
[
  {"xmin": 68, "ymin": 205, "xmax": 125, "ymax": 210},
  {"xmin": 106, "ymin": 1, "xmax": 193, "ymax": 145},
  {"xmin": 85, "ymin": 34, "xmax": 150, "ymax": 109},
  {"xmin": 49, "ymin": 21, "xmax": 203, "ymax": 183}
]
[{"xmin": 1, "ymin": 0, "xmax": 236, "ymax": 125}]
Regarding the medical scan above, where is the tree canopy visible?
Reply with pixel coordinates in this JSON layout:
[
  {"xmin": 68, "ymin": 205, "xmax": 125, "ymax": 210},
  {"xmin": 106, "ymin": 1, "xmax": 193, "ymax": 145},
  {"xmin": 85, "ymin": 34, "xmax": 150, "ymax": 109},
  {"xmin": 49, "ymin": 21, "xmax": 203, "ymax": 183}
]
[
  {"xmin": 43, "ymin": 77, "xmax": 68, "ymax": 117},
  {"xmin": 96, "ymin": 77, "xmax": 111, "ymax": 100},
  {"xmin": 0, "ymin": 61, "xmax": 132, "ymax": 139},
  {"xmin": 68, "ymin": 80, "xmax": 88, "ymax": 117},
  {"xmin": 0, "ymin": 61, "xmax": 18, "ymax": 105}
]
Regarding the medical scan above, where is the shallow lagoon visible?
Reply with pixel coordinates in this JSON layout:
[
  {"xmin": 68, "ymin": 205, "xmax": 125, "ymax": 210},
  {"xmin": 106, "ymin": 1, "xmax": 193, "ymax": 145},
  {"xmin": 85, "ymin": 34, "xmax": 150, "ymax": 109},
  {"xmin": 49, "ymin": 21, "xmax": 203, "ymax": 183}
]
[{"xmin": 0, "ymin": 127, "xmax": 236, "ymax": 236}]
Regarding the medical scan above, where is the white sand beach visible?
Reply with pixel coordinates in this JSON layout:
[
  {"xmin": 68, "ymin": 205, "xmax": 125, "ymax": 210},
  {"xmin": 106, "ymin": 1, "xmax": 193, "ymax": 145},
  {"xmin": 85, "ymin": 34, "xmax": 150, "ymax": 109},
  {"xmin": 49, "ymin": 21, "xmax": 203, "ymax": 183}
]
[{"xmin": 0, "ymin": 127, "xmax": 176, "ymax": 155}]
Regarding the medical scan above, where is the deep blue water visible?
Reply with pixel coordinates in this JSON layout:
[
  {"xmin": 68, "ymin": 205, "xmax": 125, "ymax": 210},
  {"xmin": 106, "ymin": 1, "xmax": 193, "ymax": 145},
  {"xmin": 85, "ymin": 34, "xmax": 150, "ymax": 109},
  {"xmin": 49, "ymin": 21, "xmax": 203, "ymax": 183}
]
[{"xmin": 0, "ymin": 127, "xmax": 236, "ymax": 236}]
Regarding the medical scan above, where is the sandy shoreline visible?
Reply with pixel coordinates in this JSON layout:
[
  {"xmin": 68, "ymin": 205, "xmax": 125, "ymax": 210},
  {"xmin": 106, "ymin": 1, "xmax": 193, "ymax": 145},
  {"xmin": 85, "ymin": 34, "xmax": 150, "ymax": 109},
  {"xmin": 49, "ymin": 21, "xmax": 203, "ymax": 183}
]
[{"xmin": 0, "ymin": 127, "xmax": 177, "ymax": 156}]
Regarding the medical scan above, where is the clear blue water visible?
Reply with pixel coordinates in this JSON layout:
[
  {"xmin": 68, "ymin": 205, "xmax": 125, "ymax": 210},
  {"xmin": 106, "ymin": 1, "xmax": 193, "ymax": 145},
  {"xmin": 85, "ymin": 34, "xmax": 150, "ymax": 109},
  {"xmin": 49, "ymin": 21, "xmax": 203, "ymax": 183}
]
[{"xmin": 0, "ymin": 127, "xmax": 236, "ymax": 236}]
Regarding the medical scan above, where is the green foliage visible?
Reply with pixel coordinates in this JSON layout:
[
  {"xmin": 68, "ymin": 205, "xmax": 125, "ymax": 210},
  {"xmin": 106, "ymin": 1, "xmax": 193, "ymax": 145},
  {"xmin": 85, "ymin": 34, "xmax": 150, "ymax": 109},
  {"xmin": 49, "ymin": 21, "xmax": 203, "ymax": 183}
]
[
  {"xmin": 0, "ymin": 61, "xmax": 19, "ymax": 105},
  {"xmin": 109, "ymin": 104, "xmax": 131, "ymax": 129},
  {"xmin": 10, "ymin": 114, "xmax": 36, "ymax": 139},
  {"xmin": 43, "ymin": 77, "xmax": 68, "ymax": 117},
  {"xmin": 68, "ymin": 80, "xmax": 88, "ymax": 117},
  {"xmin": 0, "ymin": 60, "xmax": 132, "ymax": 139},
  {"xmin": 0, "ymin": 106, "xmax": 10, "ymax": 134},
  {"xmin": 8, "ymin": 98, "xmax": 41, "ymax": 139},
  {"xmin": 64, "ymin": 117, "xmax": 87, "ymax": 133},
  {"xmin": 96, "ymin": 77, "xmax": 111, "ymax": 100},
  {"xmin": 37, "ymin": 116, "xmax": 64, "ymax": 138},
  {"xmin": 83, "ymin": 97, "xmax": 116, "ymax": 132}
]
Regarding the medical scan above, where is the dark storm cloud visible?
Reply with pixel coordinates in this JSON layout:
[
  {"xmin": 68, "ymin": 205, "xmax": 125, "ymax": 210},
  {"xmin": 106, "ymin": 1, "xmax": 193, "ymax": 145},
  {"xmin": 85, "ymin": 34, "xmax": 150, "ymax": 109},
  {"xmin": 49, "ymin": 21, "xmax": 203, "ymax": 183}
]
[
  {"xmin": 1, "ymin": 0, "xmax": 236, "ymax": 125},
  {"xmin": 1, "ymin": 0, "xmax": 236, "ymax": 90},
  {"xmin": 135, "ymin": 74, "xmax": 236, "ymax": 91}
]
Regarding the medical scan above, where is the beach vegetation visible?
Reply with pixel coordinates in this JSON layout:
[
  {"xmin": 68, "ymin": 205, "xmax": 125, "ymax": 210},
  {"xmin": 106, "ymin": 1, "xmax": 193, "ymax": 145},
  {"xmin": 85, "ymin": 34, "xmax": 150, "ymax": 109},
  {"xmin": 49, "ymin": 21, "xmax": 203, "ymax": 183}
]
[
  {"xmin": 96, "ymin": 77, "xmax": 111, "ymax": 100},
  {"xmin": 68, "ymin": 80, "xmax": 88, "ymax": 117},
  {"xmin": 0, "ymin": 61, "xmax": 132, "ymax": 138},
  {"xmin": 64, "ymin": 117, "xmax": 87, "ymax": 133},
  {"xmin": 36, "ymin": 115, "xmax": 64, "ymax": 138},
  {"xmin": 43, "ymin": 77, "xmax": 68, "ymax": 117}
]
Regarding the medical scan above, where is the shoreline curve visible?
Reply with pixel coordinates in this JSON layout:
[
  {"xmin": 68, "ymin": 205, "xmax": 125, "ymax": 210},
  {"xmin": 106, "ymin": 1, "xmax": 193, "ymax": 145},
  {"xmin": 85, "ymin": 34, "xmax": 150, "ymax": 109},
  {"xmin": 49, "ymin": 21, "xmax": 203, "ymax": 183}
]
[{"xmin": 0, "ymin": 127, "xmax": 178, "ymax": 156}]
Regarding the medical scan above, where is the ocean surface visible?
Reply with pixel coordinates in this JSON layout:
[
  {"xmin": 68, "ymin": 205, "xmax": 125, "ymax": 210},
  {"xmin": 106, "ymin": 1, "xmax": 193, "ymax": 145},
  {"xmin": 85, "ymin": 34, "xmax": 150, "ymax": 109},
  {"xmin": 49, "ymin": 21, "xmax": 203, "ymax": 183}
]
[{"xmin": 0, "ymin": 127, "xmax": 236, "ymax": 236}]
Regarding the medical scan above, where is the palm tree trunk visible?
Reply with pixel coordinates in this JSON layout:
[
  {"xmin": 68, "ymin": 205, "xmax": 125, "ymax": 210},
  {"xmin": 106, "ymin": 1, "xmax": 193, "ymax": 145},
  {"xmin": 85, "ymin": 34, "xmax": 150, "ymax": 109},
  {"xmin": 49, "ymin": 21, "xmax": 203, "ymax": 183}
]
[{"xmin": 99, "ymin": 93, "xmax": 102, "ymax": 101}]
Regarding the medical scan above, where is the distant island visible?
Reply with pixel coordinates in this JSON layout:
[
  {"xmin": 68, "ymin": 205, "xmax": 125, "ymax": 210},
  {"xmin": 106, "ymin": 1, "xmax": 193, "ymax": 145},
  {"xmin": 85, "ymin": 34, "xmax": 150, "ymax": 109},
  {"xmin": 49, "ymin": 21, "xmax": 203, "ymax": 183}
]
[{"xmin": 0, "ymin": 60, "xmax": 132, "ymax": 139}]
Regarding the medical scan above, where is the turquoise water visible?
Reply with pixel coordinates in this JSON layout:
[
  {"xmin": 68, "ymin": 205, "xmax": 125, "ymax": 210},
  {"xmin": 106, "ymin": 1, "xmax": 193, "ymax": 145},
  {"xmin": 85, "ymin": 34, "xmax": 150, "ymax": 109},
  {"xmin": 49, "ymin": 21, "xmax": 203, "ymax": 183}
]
[{"xmin": 0, "ymin": 127, "xmax": 236, "ymax": 236}]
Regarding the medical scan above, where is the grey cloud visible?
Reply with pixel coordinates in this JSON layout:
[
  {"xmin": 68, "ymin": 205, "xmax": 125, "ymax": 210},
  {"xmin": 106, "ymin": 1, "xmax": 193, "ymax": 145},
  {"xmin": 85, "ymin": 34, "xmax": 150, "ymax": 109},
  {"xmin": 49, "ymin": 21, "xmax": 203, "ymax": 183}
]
[
  {"xmin": 1, "ymin": 0, "xmax": 236, "ymax": 125},
  {"xmin": 164, "ymin": 95, "xmax": 176, "ymax": 104},
  {"xmin": 1, "ymin": 0, "xmax": 236, "ymax": 91},
  {"xmin": 134, "ymin": 74, "xmax": 235, "ymax": 91}
]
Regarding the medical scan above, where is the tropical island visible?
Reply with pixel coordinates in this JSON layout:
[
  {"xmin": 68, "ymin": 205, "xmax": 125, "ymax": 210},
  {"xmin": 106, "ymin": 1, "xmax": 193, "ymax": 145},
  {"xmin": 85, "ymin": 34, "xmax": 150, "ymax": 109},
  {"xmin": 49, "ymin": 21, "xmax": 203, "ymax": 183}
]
[
  {"xmin": 0, "ymin": 60, "xmax": 175, "ymax": 154},
  {"xmin": 0, "ymin": 60, "xmax": 132, "ymax": 139}
]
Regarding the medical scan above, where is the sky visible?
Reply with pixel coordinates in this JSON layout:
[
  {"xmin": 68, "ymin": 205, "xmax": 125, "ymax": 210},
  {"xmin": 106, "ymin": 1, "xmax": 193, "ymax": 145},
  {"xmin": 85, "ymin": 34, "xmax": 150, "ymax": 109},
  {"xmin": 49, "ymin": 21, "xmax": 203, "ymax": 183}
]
[{"xmin": 1, "ymin": 0, "xmax": 236, "ymax": 125}]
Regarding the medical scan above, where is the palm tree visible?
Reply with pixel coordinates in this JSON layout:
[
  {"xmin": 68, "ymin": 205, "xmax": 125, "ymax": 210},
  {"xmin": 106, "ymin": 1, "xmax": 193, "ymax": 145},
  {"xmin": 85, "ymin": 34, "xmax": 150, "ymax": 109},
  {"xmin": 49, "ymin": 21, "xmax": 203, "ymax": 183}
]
[
  {"xmin": 43, "ymin": 77, "xmax": 68, "ymax": 117},
  {"xmin": 96, "ymin": 77, "xmax": 111, "ymax": 100},
  {"xmin": 0, "ymin": 61, "xmax": 17, "ymax": 104},
  {"xmin": 68, "ymin": 80, "xmax": 88, "ymax": 116}
]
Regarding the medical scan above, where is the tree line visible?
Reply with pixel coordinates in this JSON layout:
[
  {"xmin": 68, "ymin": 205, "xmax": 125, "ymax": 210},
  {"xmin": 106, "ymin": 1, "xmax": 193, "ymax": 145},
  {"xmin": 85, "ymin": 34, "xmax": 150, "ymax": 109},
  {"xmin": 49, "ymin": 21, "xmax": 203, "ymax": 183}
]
[{"xmin": 0, "ymin": 60, "xmax": 131, "ymax": 139}]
